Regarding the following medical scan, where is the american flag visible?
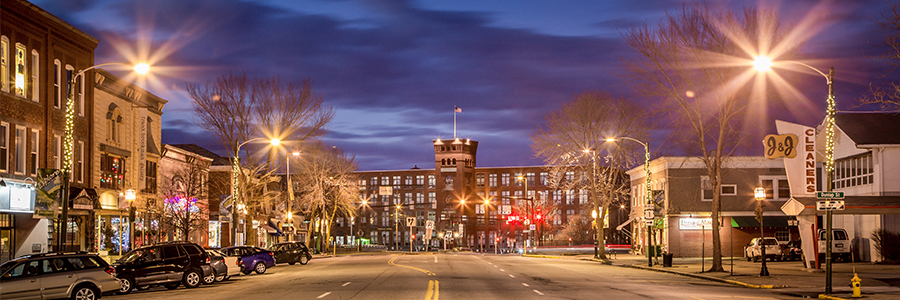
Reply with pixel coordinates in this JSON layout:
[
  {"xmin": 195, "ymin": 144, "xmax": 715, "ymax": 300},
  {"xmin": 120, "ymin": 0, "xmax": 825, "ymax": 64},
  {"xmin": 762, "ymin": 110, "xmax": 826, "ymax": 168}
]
[{"xmin": 454, "ymin": 107, "xmax": 462, "ymax": 113}]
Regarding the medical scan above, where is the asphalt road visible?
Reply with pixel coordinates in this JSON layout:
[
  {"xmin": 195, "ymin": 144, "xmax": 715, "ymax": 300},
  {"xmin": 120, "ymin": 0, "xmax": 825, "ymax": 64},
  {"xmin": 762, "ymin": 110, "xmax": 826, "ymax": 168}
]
[{"xmin": 110, "ymin": 253, "xmax": 800, "ymax": 300}]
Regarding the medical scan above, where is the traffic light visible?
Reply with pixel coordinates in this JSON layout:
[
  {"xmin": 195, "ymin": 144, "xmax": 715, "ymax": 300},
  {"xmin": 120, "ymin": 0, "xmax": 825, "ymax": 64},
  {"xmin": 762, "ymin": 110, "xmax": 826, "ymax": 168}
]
[
  {"xmin": 535, "ymin": 213, "xmax": 542, "ymax": 220},
  {"xmin": 496, "ymin": 237, "xmax": 500, "ymax": 242}
]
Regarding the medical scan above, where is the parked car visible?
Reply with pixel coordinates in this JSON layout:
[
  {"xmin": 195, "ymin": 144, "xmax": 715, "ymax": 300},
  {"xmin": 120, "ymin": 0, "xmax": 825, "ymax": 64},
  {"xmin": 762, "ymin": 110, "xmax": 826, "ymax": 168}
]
[
  {"xmin": 745, "ymin": 237, "xmax": 781, "ymax": 262},
  {"xmin": 114, "ymin": 241, "xmax": 212, "ymax": 294},
  {"xmin": 270, "ymin": 242, "xmax": 312, "ymax": 265},
  {"xmin": 818, "ymin": 228, "xmax": 852, "ymax": 262},
  {"xmin": 0, "ymin": 251, "xmax": 120, "ymax": 300},
  {"xmin": 780, "ymin": 240, "xmax": 803, "ymax": 261},
  {"xmin": 206, "ymin": 249, "xmax": 241, "ymax": 281},
  {"xmin": 220, "ymin": 246, "xmax": 275, "ymax": 275}
]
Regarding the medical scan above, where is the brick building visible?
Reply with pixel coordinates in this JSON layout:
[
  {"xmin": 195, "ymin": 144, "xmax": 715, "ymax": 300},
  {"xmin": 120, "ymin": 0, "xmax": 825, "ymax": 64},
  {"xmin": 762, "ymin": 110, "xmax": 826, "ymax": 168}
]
[{"xmin": 1, "ymin": 0, "xmax": 98, "ymax": 261}]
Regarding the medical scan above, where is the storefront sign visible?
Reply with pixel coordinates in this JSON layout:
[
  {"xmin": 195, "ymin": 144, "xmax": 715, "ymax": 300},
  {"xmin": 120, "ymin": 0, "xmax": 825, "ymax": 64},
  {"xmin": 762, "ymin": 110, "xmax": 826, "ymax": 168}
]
[
  {"xmin": 775, "ymin": 120, "xmax": 816, "ymax": 195},
  {"xmin": 678, "ymin": 217, "xmax": 712, "ymax": 230},
  {"xmin": 0, "ymin": 182, "xmax": 36, "ymax": 212}
]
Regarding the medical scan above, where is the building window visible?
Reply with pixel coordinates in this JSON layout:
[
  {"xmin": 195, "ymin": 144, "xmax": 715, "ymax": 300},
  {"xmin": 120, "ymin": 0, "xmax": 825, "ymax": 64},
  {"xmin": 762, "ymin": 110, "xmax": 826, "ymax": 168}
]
[
  {"xmin": 77, "ymin": 73, "xmax": 84, "ymax": 117},
  {"xmin": 526, "ymin": 173, "xmax": 535, "ymax": 186},
  {"xmin": 15, "ymin": 127, "xmax": 25, "ymax": 174},
  {"xmin": 100, "ymin": 153, "xmax": 125, "ymax": 189},
  {"xmin": 834, "ymin": 153, "xmax": 874, "ymax": 189},
  {"xmin": 501, "ymin": 173, "xmax": 510, "ymax": 186},
  {"xmin": 14, "ymin": 43, "xmax": 25, "ymax": 97},
  {"xmin": 381, "ymin": 176, "xmax": 389, "ymax": 186},
  {"xmin": 1, "ymin": 36, "xmax": 7, "ymax": 92},
  {"xmin": 416, "ymin": 175, "xmax": 424, "ymax": 188},
  {"xmin": 404, "ymin": 192, "xmax": 412, "ymax": 205},
  {"xmin": 108, "ymin": 110, "xmax": 121, "ymax": 143},
  {"xmin": 566, "ymin": 190, "xmax": 575, "ymax": 205},
  {"xmin": 539, "ymin": 172, "xmax": 548, "ymax": 185},
  {"xmin": 54, "ymin": 60, "xmax": 61, "ymax": 108},
  {"xmin": 489, "ymin": 174, "xmax": 497, "ymax": 187},
  {"xmin": 759, "ymin": 176, "xmax": 790, "ymax": 200},
  {"xmin": 393, "ymin": 176, "xmax": 401, "ymax": 190},
  {"xmin": 565, "ymin": 171, "xmax": 575, "ymax": 182},
  {"xmin": 416, "ymin": 192, "xmax": 423, "ymax": 204},
  {"xmin": 701, "ymin": 176, "xmax": 713, "ymax": 201},
  {"xmin": 427, "ymin": 175, "xmax": 435, "ymax": 189},
  {"xmin": 31, "ymin": 50, "xmax": 39, "ymax": 101},
  {"xmin": 75, "ymin": 141, "xmax": 84, "ymax": 183},
  {"xmin": 501, "ymin": 191, "xmax": 510, "ymax": 205},
  {"xmin": 579, "ymin": 189, "xmax": 588, "ymax": 205},
  {"xmin": 405, "ymin": 175, "xmax": 413, "ymax": 187},
  {"xmin": 775, "ymin": 229, "xmax": 790, "ymax": 242},
  {"xmin": 145, "ymin": 161, "xmax": 157, "ymax": 194},
  {"xmin": 53, "ymin": 135, "xmax": 61, "ymax": 169},
  {"xmin": 720, "ymin": 184, "xmax": 737, "ymax": 196},
  {"xmin": 65, "ymin": 65, "xmax": 73, "ymax": 110},
  {"xmin": 428, "ymin": 192, "xmax": 435, "ymax": 208},
  {"xmin": 369, "ymin": 177, "xmax": 377, "ymax": 186},
  {"xmin": 476, "ymin": 173, "xmax": 484, "ymax": 187},
  {"xmin": 0, "ymin": 122, "xmax": 7, "ymax": 172},
  {"xmin": 29, "ymin": 129, "xmax": 38, "ymax": 176}
]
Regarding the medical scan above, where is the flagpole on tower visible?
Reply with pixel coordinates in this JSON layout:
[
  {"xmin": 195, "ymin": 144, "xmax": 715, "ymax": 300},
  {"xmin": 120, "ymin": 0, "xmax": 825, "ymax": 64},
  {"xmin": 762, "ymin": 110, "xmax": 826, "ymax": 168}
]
[{"xmin": 453, "ymin": 106, "xmax": 461, "ymax": 138}]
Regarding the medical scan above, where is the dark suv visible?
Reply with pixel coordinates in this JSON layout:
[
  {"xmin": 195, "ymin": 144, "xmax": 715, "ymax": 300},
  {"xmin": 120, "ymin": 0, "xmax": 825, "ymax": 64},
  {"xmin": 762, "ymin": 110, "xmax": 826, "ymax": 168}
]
[
  {"xmin": 270, "ymin": 242, "xmax": 312, "ymax": 265},
  {"xmin": 0, "ymin": 251, "xmax": 120, "ymax": 300},
  {"xmin": 113, "ymin": 241, "xmax": 212, "ymax": 294}
]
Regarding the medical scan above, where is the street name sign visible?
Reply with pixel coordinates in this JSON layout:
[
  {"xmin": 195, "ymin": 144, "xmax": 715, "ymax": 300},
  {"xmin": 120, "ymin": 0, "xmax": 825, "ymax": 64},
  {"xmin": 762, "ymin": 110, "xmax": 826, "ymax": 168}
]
[
  {"xmin": 817, "ymin": 200, "xmax": 845, "ymax": 211},
  {"xmin": 816, "ymin": 191, "xmax": 845, "ymax": 199}
]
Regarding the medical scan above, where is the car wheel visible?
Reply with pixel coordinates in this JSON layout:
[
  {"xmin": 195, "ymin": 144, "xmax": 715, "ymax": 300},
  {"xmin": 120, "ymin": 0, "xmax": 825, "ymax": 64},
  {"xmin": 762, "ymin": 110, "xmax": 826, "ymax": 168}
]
[
  {"xmin": 300, "ymin": 255, "xmax": 310, "ymax": 265},
  {"xmin": 72, "ymin": 284, "xmax": 98, "ymax": 300},
  {"xmin": 254, "ymin": 262, "xmax": 267, "ymax": 274},
  {"xmin": 203, "ymin": 269, "xmax": 216, "ymax": 285},
  {"xmin": 165, "ymin": 283, "xmax": 180, "ymax": 290},
  {"xmin": 752, "ymin": 256, "xmax": 759, "ymax": 262},
  {"xmin": 183, "ymin": 269, "xmax": 202, "ymax": 288},
  {"xmin": 118, "ymin": 276, "xmax": 134, "ymax": 294},
  {"xmin": 215, "ymin": 271, "xmax": 226, "ymax": 282}
]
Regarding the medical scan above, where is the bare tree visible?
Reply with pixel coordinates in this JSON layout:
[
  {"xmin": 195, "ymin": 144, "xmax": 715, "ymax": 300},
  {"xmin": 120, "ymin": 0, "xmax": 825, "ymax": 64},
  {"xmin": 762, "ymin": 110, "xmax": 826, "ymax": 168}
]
[
  {"xmin": 186, "ymin": 73, "xmax": 334, "ymax": 246},
  {"xmin": 861, "ymin": 2, "xmax": 900, "ymax": 111},
  {"xmin": 531, "ymin": 92, "xmax": 649, "ymax": 261},
  {"xmin": 623, "ymin": 5, "xmax": 801, "ymax": 271},
  {"xmin": 292, "ymin": 142, "xmax": 360, "ymax": 253},
  {"xmin": 160, "ymin": 163, "xmax": 208, "ymax": 241}
]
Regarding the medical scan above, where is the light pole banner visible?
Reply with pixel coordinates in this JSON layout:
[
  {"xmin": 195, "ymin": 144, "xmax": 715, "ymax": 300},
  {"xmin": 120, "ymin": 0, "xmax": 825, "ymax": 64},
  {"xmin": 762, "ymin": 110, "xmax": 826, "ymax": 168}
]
[{"xmin": 775, "ymin": 120, "xmax": 817, "ymax": 195}]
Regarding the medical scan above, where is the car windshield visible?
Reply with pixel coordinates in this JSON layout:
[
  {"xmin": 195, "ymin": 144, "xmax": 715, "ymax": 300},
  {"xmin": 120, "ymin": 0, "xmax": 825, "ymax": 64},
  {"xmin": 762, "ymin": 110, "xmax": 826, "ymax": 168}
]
[
  {"xmin": 119, "ymin": 249, "xmax": 143, "ymax": 263},
  {"xmin": 763, "ymin": 239, "xmax": 778, "ymax": 245},
  {"xmin": 207, "ymin": 249, "xmax": 224, "ymax": 257},
  {"xmin": 0, "ymin": 260, "xmax": 19, "ymax": 275}
]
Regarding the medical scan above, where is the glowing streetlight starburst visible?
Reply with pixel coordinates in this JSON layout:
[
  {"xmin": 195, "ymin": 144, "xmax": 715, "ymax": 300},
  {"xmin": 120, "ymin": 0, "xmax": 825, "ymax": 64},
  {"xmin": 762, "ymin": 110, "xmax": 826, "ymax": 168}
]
[{"xmin": 753, "ymin": 56, "xmax": 773, "ymax": 72}]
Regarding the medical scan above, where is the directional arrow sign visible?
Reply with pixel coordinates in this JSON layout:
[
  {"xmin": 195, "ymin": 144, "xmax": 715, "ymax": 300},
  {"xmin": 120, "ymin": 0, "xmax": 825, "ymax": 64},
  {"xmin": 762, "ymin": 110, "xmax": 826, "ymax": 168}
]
[
  {"xmin": 816, "ymin": 191, "xmax": 845, "ymax": 199},
  {"xmin": 816, "ymin": 200, "xmax": 845, "ymax": 211}
]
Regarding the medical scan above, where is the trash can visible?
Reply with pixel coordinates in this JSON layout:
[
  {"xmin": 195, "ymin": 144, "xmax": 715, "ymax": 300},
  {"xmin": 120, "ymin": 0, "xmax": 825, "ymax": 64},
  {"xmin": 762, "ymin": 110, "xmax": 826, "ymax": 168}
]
[{"xmin": 663, "ymin": 253, "xmax": 673, "ymax": 267}]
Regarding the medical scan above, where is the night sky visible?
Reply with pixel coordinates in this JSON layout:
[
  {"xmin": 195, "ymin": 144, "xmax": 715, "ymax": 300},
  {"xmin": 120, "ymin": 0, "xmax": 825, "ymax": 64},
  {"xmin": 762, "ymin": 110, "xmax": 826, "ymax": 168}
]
[{"xmin": 32, "ymin": 0, "xmax": 899, "ymax": 170}]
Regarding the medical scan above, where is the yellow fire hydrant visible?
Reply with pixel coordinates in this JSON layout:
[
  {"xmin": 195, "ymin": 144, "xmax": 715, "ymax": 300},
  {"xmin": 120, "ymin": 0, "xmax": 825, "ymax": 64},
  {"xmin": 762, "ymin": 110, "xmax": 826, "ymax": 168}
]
[{"xmin": 851, "ymin": 273, "xmax": 862, "ymax": 298}]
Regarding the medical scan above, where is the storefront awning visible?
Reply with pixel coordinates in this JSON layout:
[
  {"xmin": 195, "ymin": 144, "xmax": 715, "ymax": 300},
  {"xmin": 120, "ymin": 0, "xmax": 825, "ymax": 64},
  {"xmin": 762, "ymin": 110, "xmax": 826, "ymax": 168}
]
[
  {"xmin": 731, "ymin": 216, "xmax": 793, "ymax": 228},
  {"xmin": 265, "ymin": 220, "xmax": 284, "ymax": 236}
]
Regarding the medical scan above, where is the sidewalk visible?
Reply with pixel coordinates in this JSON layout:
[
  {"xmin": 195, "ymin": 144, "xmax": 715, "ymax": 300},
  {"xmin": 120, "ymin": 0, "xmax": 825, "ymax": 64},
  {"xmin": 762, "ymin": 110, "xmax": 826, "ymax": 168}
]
[{"xmin": 524, "ymin": 253, "xmax": 900, "ymax": 300}]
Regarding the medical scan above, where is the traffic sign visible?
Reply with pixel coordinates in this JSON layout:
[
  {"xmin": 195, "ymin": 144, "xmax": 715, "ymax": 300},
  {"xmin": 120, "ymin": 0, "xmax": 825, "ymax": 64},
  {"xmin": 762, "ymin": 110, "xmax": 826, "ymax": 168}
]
[
  {"xmin": 644, "ymin": 219, "xmax": 654, "ymax": 226},
  {"xmin": 529, "ymin": 224, "xmax": 536, "ymax": 231},
  {"xmin": 780, "ymin": 198, "xmax": 805, "ymax": 216},
  {"xmin": 425, "ymin": 220, "xmax": 434, "ymax": 229},
  {"xmin": 816, "ymin": 191, "xmax": 845, "ymax": 199},
  {"xmin": 406, "ymin": 217, "xmax": 416, "ymax": 227},
  {"xmin": 817, "ymin": 200, "xmax": 845, "ymax": 211}
]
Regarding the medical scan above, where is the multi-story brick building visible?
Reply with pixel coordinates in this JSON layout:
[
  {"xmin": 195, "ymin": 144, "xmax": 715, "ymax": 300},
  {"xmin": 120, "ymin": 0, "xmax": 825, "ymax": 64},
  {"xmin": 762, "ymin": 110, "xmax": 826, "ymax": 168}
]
[
  {"xmin": 325, "ymin": 138, "xmax": 630, "ymax": 252},
  {"xmin": 1, "ymin": 0, "xmax": 98, "ymax": 261}
]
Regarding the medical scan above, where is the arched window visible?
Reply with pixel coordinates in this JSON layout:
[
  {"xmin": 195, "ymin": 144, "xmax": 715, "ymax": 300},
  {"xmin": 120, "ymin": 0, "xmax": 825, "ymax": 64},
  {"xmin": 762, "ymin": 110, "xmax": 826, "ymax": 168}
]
[
  {"xmin": 106, "ymin": 103, "xmax": 123, "ymax": 144},
  {"xmin": 452, "ymin": 158, "xmax": 457, "ymax": 165}
]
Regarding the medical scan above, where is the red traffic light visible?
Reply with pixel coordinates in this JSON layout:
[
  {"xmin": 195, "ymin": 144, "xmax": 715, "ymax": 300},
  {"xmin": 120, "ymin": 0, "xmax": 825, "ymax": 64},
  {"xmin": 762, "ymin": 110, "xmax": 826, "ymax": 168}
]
[{"xmin": 535, "ymin": 214, "xmax": 542, "ymax": 220}]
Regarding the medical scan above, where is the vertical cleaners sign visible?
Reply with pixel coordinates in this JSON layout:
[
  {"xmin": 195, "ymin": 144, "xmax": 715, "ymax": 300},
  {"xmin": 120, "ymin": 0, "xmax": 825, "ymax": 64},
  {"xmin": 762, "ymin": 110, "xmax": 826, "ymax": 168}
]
[{"xmin": 774, "ymin": 120, "xmax": 817, "ymax": 195}]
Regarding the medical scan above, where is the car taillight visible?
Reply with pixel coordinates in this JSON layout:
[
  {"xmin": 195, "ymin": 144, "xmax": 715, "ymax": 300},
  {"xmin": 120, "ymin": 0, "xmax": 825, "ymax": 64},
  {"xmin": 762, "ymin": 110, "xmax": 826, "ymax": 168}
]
[
  {"xmin": 236, "ymin": 260, "xmax": 242, "ymax": 266},
  {"xmin": 269, "ymin": 252, "xmax": 274, "ymax": 256},
  {"xmin": 105, "ymin": 266, "xmax": 116, "ymax": 276},
  {"xmin": 206, "ymin": 257, "xmax": 210, "ymax": 263}
]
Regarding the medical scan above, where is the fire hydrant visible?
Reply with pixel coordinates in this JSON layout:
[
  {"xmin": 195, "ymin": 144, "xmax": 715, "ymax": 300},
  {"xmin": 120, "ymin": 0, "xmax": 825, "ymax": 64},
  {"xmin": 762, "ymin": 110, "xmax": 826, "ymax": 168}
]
[{"xmin": 851, "ymin": 273, "xmax": 862, "ymax": 298}]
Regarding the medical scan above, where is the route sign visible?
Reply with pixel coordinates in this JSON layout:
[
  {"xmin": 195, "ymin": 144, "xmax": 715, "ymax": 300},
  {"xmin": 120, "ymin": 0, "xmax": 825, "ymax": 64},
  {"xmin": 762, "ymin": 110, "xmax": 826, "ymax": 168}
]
[
  {"xmin": 780, "ymin": 198, "xmax": 805, "ymax": 216},
  {"xmin": 817, "ymin": 200, "xmax": 845, "ymax": 211},
  {"xmin": 816, "ymin": 191, "xmax": 845, "ymax": 199},
  {"xmin": 406, "ymin": 217, "xmax": 416, "ymax": 227}
]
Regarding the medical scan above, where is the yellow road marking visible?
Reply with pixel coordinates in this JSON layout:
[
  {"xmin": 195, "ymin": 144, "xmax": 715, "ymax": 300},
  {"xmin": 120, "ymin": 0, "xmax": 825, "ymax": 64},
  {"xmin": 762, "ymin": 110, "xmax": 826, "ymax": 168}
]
[
  {"xmin": 388, "ymin": 256, "xmax": 436, "ymax": 276},
  {"xmin": 425, "ymin": 280, "xmax": 439, "ymax": 300}
]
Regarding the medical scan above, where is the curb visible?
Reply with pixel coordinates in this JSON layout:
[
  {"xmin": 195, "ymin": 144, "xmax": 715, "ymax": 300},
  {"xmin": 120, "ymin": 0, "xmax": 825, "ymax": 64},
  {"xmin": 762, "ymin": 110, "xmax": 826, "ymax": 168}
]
[
  {"xmin": 522, "ymin": 254, "xmax": 563, "ymax": 259},
  {"xmin": 817, "ymin": 294, "xmax": 849, "ymax": 300},
  {"xmin": 623, "ymin": 263, "xmax": 779, "ymax": 289}
]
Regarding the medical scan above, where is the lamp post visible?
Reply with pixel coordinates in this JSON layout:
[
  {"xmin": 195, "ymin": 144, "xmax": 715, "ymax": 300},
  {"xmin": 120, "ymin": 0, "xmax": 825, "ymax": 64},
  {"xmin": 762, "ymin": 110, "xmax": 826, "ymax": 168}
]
[
  {"xmin": 606, "ymin": 136, "xmax": 651, "ymax": 266},
  {"xmin": 754, "ymin": 187, "xmax": 769, "ymax": 276},
  {"xmin": 754, "ymin": 56, "xmax": 834, "ymax": 291},
  {"xmin": 285, "ymin": 151, "xmax": 299, "ymax": 242},
  {"xmin": 58, "ymin": 62, "xmax": 148, "ymax": 252},
  {"xmin": 516, "ymin": 175, "xmax": 533, "ymax": 253},
  {"xmin": 231, "ymin": 137, "xmax": 280, "ymax": 246}
]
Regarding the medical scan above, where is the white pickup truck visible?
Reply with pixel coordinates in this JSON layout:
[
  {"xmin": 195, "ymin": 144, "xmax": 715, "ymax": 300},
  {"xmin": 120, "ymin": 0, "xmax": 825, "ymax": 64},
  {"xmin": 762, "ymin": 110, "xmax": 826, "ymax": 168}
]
[{"xmin": 817, "ymin": 228, "xmax": 852, "ymax": 262}]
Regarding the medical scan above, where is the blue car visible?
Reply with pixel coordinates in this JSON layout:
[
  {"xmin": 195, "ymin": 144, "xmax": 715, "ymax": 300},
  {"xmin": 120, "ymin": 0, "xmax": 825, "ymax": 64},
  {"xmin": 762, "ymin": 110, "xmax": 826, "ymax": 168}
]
[{"xmin": 220, "ymin": 246, "xmax": 275, "ymax": 275}]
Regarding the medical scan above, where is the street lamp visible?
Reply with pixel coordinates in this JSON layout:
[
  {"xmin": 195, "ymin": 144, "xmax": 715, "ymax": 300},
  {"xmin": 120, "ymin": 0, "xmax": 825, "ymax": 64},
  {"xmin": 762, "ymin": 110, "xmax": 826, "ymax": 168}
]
[
  {"xmin": 753, "ymin": 56, "xmax": 835, "ymax": 191},
  {"xmin": 231, "ymin": 137, "xmax": 280, "ymax": 246},
  {"xmin": 754, "ymin": 187, "xmax": 769, "ymax": 276},
  {"xmin": 606, "ymin": 136, "xmax": 651, "ymax": 267},
  {"xmin": 516, "ymin": 175, "xmax": 534, "ymax": 253},
  {"xmin": 285, "ymin": 151, "xmax": 300, "ymax": 242},
  {"xmin": 754, "ymin": 56, "xmax": 835, "ymax": 290},
  {"xmin": 58, "ymin": 62, "xmax": 149, "ymax": 252}
]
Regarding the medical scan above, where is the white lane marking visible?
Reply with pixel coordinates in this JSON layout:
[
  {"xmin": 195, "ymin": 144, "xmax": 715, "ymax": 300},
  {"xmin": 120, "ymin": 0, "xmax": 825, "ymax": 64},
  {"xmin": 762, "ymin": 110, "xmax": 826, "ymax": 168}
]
[
  {"xmin": 493, "ymin": 265, "xmax": 498, "ymax": 268},
  {"xmin": 317, "ymin": 292, "xmax": 332, "ymax": 298},
  {"xmin": 533, "ymin": 290, "xmax": 544, "ymax": 296},
  {"xmin": 434, "ymin": 256, "xmax": 438, "ymax": 263},
  {"xmin": 522, "ymin": 283, "xmax": 530, "ymax": 287},
  {"xmin": 499, "ymin": 269, "xmax": 505, "ymax": 272},
  {"xmin": 509, "ymin": 274, "xmax": 515, "ymax": 278},
  {"xmin": 342, "ymin": 282, "xmax": 351, "ymax": 287}
]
